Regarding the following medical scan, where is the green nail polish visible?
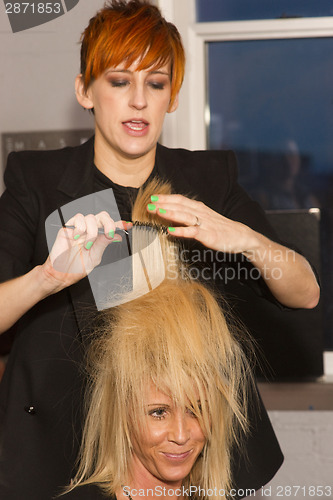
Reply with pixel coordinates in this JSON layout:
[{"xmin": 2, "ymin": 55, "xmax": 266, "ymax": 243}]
[
  {"xmin": 148, "ymin": 204, "xmax": 156, "ymax": 211},
  {"xmin": 168, "ymin": 227, "xmax": 176, "ymax": 233},
  {"xmin": 108, "ymin": 230, "xmax": 115, "ymax": 238},
  {"xmin": 159, "ymin": 208, "xmax": 167, "ymax": 214},
  {"xmin": 85, "ymin": 241, "xmax": 93, "ymax": 250},
  {"xmin": 151, "ymin": 195, "xmax": 159, "ymax": 202},
  {"xmin": 74, "ymin": 234, "xmax": 80, "ymax": 241},
  {"xmin": 112, "ymin": 239, "xmax": 122, "ymax": 243}
]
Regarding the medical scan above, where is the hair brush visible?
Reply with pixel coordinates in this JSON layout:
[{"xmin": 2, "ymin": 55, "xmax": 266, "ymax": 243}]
[{"xmin": 51, "ymin": 221, "xmax": 169, "ymax": 235}]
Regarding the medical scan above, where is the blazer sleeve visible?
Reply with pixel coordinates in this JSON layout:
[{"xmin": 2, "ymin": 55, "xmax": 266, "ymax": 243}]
[
  {"xmin": 219, "ymin": 151, "xmax": 280, "ymax": 241},
  {"xmin": 0, "ymin": 152, "xmax": 39, "ymax": 282}
]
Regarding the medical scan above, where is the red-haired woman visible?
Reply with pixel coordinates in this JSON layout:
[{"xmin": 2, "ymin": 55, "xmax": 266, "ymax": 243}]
[{"xmin": 0, "ymin": 1, "xmax": 319, "ymax": 499}]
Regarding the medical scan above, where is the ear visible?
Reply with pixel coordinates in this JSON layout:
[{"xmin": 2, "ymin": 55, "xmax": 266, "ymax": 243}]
[
  {"xmin": 75, "ymin": 74, "xmax": 94, "ymax": 110},
  {"xmin": 167, "ymin": 92, "xmax": 179, "ymax": 114}
]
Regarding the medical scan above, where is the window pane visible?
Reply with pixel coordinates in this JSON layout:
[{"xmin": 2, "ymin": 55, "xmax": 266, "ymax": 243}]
[
  {"xmin": 207, "ymin": 38, "xmax": 333, "ymax": 348},
  {"xmin": 196, "ymin": 0, "xmax": 333, "ymax": 22}
]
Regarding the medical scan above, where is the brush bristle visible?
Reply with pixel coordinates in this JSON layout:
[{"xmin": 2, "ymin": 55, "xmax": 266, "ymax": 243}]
[{"xmin": 132, "ymin": 221, "xmax": 169, "ymax": 234}]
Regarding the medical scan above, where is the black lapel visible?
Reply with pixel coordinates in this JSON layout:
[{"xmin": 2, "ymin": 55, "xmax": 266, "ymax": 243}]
[
  {"xmin": 155, "ymin": 143, "xmax": 192, "ymax": 194},
  {"xmin": 57, "ymin": 136, "xmax": 95, "ymax": 199},
  {"xmin": 56, "ymin": 136, "xmax": 98, "ymax": 342}
]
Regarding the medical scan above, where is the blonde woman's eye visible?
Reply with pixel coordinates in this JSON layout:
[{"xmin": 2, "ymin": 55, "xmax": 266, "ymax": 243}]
[
  {"xmin": 150, "ymin": 408, "xmax": 167, "ymax": 419},
  {"xmin": 187, "ymin": 404, "xmax": 202, "ymax": 418},
  {"xmin": 187, "ymin": 408, "xmax": 197, "ymax": 418}
]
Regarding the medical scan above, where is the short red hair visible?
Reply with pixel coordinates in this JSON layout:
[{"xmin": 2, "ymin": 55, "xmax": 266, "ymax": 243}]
[{"xmin": 80, "ymin": 0, "xmax": 185, "ymax": 108}]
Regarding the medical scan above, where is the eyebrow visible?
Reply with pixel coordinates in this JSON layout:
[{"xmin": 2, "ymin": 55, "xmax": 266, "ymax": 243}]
[
  {"xmin": 147, "ymin": 399, "xmax": 203, "ymax": 407},
  {"xmin": 147, "ymin": 403, "xmax": 170, "ymax": 407},
  {"xmin": 149, "ymin": 70, "xmax": 170, "ymax": 76},
  {"xmin": 105, "ymin": 69, "xmax": 170, "ymax": 77}
]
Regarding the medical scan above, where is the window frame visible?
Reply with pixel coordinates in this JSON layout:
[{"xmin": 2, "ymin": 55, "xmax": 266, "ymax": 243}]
[{"xmin": 158, "ymin": 0, "xmax": 333, "ymax": 373}]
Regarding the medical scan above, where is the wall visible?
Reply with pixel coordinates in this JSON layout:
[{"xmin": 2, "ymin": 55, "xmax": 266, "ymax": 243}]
[
  {"xmin": 0, "ymin": 0, "xmax": 102, "ymax": 192},
  {"xmin": 260, "ymin": 412, "xmax": 333, "ymax": 500}
]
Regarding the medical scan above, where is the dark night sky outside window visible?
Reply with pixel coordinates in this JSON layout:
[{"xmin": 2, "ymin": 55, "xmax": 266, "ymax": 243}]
[{"xmin": 204, "ymin": 26, "xmax": 333, "ymax": 349}]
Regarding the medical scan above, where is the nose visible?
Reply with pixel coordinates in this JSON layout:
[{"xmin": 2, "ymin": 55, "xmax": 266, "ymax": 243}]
[
  {"xmin": 167, "ymin": 411, "xmax": 190, "ymax": 445},
  {"xmin": 129, "ymin": 83, "xmax": 148, "ymax": 110}
]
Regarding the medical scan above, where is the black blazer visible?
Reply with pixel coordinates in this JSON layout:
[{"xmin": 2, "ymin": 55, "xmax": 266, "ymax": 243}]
[{"xmin": 0, "ymin": 137, "xmax": 283, "ymax": 499}]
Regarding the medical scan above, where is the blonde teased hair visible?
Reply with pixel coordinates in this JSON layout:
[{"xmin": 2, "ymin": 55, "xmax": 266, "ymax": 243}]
[{"xmin": 67, "ymin": 179, "xmax": 254, "ymax": 498}]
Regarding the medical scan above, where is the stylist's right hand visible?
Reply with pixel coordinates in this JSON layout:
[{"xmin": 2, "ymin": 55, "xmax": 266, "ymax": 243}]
[{"xmin": 42, "ymin": 212, "xmax": 129, "ymax": 291}]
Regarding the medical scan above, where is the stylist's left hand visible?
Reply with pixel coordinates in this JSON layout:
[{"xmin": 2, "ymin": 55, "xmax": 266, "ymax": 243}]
[{"xmin": 147, "ymin": 193, "xmax": 258, "ymax": 255}]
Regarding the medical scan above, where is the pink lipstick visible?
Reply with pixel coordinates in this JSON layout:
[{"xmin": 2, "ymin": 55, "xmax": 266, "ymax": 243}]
[
  {"xmin": 122, "ymin": 120, "xmax": 149, "ymax": 136},
  {"xmin": 162, "ymin": 450, "xmax": 192, "ymax": 462}
]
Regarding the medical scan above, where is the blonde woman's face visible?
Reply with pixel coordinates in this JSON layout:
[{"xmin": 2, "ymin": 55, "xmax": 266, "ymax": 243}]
[{"xmin": 129, "ymin": 384, "xmax": 206, "ymax": 487}]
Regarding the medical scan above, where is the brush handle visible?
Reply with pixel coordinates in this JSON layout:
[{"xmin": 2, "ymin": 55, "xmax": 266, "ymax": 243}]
[{"xmin": 50, "ymin": 224, "xmax": 129, "ymax": 235}]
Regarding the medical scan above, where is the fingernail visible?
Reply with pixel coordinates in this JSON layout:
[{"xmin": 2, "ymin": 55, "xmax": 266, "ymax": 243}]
[
  {"xmin": 111, "ymin": 239, "xmax": 122, "ymax": 243},
  {"xmin": 168, "ymin": 227, "xmax": 176, "ymax": 233},
  {"xmin": 74, "ymin": 234, "xmax": 80, "ymax": 241},
  {"xmin": 148, "ymin": 204, "xmax": 156, "ymax": 211},
  {"xmin": 108, "ymin": 230, "xmax": 115, "ymax": 238},
  {"xmin": 151, "ymin": 195, "xmax": 159, "ymax": 202},
  {"xmin": 85, "ymin": 241, "xmax": 93, "ymax": 250},
  {"xmin": 159, "ymin": 208, "xmax": 166, "ymax": 214}
]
